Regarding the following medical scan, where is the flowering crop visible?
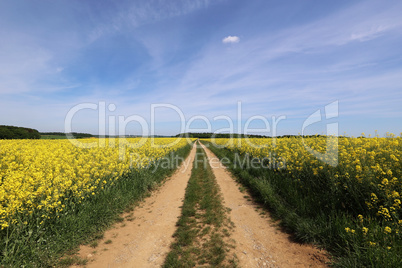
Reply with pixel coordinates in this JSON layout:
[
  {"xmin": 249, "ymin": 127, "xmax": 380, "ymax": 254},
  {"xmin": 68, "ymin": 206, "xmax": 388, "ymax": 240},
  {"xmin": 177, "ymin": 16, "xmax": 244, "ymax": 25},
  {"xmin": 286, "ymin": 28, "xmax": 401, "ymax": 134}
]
[
  {"xmin": 209, "ymin": 135, "xmax": 401, "ymax": 251},
  {"xmin": 0, "ymin": 138, "xmax": 189, "ymax": 229}
]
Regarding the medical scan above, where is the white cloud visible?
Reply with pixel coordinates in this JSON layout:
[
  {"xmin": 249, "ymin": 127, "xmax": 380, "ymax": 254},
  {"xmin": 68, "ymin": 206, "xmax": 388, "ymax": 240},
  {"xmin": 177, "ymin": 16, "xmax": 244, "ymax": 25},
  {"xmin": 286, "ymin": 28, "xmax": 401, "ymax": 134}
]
[{"xmin": 222, "ymin": 35, "xmax": 240, "ymax": 44}]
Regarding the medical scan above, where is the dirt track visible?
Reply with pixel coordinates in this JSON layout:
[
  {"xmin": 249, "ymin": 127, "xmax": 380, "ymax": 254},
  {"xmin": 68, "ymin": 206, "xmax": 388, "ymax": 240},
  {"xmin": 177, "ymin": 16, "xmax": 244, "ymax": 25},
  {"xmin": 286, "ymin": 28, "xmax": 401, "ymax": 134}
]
[
  {"xmin": 201, "ymin": 143, "xmax": 329, "ymax": 268},
  {"xmin": 72, "ymin": 144, "xmax": 197, "ymax": 268},
  {"xmin": 72, "ymin": 142, "xmax": 329, "ymax": 267}
]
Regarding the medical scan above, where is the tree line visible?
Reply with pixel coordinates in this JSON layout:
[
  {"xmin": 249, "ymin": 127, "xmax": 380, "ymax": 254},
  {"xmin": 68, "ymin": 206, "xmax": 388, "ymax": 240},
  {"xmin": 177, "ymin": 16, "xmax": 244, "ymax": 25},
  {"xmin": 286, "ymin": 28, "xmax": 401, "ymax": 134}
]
[
  {"xmin": 175, "ymin": 132, "xmax": 269, "ymax": 139},
  {"xmin": 40, "ymin": 132, "xmax": 94, "ymax": 139},
  {"xmin": 0, "ymin": 125, "xmax": 41, "ymax": 139},
  {"xmin": 175, "ymin": 133, "xmax": 326, "ymax": 139}
]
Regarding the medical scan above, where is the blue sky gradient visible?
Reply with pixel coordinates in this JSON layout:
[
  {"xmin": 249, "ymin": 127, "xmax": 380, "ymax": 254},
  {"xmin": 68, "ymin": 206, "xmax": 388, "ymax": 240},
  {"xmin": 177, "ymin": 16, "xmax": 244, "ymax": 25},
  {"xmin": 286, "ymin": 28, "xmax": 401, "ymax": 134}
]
[{"xmin": 1, "ymin": 0, "xmax": 401, "ymax": 136}]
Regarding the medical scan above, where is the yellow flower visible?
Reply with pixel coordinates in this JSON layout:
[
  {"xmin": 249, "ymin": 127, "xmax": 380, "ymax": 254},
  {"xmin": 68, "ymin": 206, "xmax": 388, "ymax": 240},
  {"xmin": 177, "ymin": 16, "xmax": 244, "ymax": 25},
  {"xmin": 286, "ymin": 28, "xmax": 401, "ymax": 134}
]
[
  {"xmin": 384, "ymin": 226, "xmax": 392, "ymax": 234},
  {"xmin": 391, "ymin": 191, "xmax": 400, "ymax": 198},
  {"xmin": 0, "ymin": 138, "xmax": 191, "ymax": 229},
  {"xmin": 362, "ymin": 227, "xmax": 368, "ymax": 235}
]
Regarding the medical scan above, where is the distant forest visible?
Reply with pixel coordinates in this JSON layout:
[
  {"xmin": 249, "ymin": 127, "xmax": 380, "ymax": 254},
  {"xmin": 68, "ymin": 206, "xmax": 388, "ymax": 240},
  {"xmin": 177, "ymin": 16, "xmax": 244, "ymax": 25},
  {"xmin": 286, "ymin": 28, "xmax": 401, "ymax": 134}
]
[
  {"xmin": 175, "ymin": 132, "xmax": 268, "ymax": 138},
  {"xmin": 175, "ymin": 132, "xmax": 324, "ymax": 139},
  {"xmin": 40, "ymin": 132, "xmax": 95, "ymax": 139},
  {"xmin": 0, "ymin": 125, "xmax": 41, "ymax": 139}
]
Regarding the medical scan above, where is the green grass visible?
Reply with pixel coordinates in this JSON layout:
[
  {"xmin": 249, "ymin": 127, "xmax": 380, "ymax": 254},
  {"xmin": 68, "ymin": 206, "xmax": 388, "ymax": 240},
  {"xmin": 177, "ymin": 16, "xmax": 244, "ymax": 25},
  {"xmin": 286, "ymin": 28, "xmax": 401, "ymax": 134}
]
[
  {"xmin": 164, "ymin": 144, "xmax": 237, "ymax": 267},
  {"xmin": 202, "ymin": 141, "xmax": 402, "ymax": 267},
  {"xmin": 58, "ymin": 255, "xmax": 88, "ymax": 267},
  {"xmin": 0, "ymin": 143, "xmax": 192, "ymax": 267},
  {"xmin": 40, "ymin": 134, "xmax": 69, "ymax": 139}
]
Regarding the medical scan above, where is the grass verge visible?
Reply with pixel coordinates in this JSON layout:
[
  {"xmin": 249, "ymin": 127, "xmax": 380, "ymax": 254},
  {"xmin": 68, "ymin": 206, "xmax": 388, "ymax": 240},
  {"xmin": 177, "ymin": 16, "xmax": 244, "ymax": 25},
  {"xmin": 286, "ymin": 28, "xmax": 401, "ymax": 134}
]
[
  {"xmin": 0, "ymin": 143, "xmax": 192, "ymax": 267},
  {"xmin": 164, "ymin": 143, "xmax": 237, "ymax": 267}
]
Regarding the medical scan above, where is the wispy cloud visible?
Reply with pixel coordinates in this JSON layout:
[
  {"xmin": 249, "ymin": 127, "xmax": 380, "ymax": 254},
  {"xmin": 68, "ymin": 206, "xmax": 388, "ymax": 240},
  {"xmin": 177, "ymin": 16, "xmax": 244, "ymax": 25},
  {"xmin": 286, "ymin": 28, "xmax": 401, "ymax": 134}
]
[
  {"xmin": 88, "ymin": 0, "xmax": 216, "ymax": 43},
  {"xmin": 0, "ymin": 32, "xmax": 74, "ymax": 94}
]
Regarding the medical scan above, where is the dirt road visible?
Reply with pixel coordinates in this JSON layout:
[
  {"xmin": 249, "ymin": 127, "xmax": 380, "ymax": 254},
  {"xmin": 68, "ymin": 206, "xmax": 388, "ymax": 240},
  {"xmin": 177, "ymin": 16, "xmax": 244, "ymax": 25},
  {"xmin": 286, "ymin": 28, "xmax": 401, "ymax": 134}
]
[
  {"xmin": 73, "ymin": 142, "xmax": 328, "ymax": 267},
  {"xmin": 72, "ymin": 143, "xmax": 197, "ymax": 268}
]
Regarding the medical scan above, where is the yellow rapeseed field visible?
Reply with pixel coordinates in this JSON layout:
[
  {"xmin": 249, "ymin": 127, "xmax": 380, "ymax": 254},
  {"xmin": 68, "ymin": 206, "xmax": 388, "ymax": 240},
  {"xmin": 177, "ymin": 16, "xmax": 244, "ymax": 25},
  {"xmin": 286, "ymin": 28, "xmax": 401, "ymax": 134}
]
[
  {"xmin": 0, "ymin": 138, "xmax": 189, "ymax": 229},
  {"xmin": 210, "ymin": 136, "xmax": 402, "ymax": 240}
]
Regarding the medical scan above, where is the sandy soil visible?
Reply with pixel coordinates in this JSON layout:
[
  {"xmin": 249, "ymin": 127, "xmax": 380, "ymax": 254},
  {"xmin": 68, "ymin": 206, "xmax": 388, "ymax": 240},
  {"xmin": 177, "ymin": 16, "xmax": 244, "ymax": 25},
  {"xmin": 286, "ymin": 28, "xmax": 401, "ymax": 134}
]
[
  {"xmin": 200, "ymin": 143, "xmax": 329, "ymax": 268},
  {"xmin": 71, "ymin": 143, "xmax": 197, "ymax": 268}
]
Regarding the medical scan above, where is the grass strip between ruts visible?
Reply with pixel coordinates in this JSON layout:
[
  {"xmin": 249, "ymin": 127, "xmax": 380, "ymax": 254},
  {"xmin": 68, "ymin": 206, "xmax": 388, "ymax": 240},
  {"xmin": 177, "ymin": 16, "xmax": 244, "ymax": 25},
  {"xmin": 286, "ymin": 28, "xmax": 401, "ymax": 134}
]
[{"xmin": 164, "ymin": 143, "xmax": 237, "ymax": 267}]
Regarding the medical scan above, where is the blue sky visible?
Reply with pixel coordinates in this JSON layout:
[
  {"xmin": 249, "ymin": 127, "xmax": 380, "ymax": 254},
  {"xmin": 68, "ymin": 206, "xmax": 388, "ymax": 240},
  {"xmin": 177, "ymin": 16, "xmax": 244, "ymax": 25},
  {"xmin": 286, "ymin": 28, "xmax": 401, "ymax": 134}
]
[{"xmin": 0, "ymin": 0, "xmax": 401, "ymax": 137}]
